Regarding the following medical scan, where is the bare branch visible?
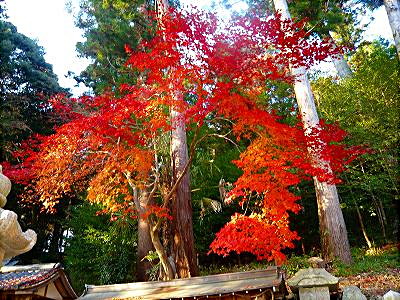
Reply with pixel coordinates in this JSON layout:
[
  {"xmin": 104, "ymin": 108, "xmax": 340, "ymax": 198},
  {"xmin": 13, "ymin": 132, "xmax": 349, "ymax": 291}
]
[{"xmin": 123, "ymin": 171, "xmax": 141, "ymax": 211}]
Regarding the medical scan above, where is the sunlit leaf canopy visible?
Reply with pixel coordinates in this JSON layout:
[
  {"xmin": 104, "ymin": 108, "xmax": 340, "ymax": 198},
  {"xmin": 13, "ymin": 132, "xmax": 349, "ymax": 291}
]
[{"xmin": 4, "ymin": 7, "xmax": 362, "ymax": 262}]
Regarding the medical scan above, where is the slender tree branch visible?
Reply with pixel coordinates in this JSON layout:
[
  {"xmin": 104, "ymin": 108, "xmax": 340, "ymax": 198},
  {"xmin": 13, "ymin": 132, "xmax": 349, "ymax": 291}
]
[{"xmin": 124, "ymin": 171, "xmax": 141, "ymax": 211}]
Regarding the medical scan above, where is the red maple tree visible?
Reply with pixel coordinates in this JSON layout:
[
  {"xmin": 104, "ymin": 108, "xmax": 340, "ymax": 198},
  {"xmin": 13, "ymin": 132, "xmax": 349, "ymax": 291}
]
[{"xmin": 3, "ymin": 8, "xmax": 361, "ymax": 274}]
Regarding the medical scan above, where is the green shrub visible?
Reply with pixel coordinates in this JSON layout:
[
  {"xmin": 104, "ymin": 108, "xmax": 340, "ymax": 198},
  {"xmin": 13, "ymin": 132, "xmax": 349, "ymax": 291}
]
[{"xmin": 63, "ymin": 203, "xmax": 137, "ymax": 293}]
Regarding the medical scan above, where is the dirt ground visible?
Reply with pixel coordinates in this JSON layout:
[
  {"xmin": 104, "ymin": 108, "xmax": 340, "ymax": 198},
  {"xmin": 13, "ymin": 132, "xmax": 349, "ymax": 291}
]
[{"xmin": 339, "ymin": 268, "xmax": 400, "ymax": 299}]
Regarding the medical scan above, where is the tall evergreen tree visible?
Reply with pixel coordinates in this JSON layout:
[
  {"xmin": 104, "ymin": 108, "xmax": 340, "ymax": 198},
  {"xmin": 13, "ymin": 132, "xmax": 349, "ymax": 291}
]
[
  {"xmin": 0, "ymin": 6, "xmax": 69, "ymax": 264},
  {"xmin": 70, "ymin": 0, "xmax": 153, "ymax": 93},
  {"xmin": 0, "ymin": 15, "xmax": 65, "ymax": 160},
  {"xmin": 272, "ymin": 0, "xmax": 353, "ymax": 264}
]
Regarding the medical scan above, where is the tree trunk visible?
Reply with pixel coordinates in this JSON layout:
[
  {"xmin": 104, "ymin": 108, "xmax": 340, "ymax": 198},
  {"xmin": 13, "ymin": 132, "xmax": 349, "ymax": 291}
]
[
  {"xmin": 360, "ymin": 163, "xmax": 388, "ymax": 242},
  {"xmin": 156, "ymin": 0, "xmax": 198, "ymax": 278},
  {"xmin": 332, "ymin": 55, "xmax": 352, "ymax": 78},
  {"xmin": 313, "ymin": 180, "xmax": 353, "ymax": 263},
  {"xmin": 273, "ymin": 0, "xmax": 353, "ymax": 264},
  {"xmin": 136, "ymin": 191, "xmax": 155, "ymax": 282},
  {"xmin": 354, "ymin": 201, "xmax": 373, "ymax": 248},
  {"xmin": 170, "ymin": 108, "xmax": 198, "ymax": 277},
  {"xmin": 48, "ymin": 222, "xmax": 62, "ymax": 259},
  {"xmin": 328, "ymin": 32, "xmax": 352, "ymax": 79},
  {"xmin": 372, "ymin": 195, "xmax": 388, "ymax": 242},
  {"xmin": 148, "ymin": 218, "xmax": 175, "ymax": 280},
  {"xmin": 346, "ymin": 183, "xmax": 373, "ymax": 249},
  {"xmin": 383, "ymin": 0, "xmax": 400, "ymax": 59}
]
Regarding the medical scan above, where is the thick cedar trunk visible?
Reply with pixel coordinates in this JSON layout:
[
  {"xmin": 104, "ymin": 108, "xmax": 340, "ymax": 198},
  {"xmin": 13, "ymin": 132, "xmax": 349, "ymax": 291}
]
[
  {"xmin": 384, "ymin": 0, "xmax": 400, "ymax": 59},
  {"xmin": 170, "ymin": 108, "xmax": 198, "ymax": 277},
  {"xmin": 313, "ymin": 180, "xmax": 353, "ymax": 263},
  {"xmin": 273, "ymin": 0, "xmax": 353, "ymax": 264},
  {"xmin": 136, "ymin": 191, "xmax": 155, "ymax": 281},
  {"xmin": 156, "ymin": 0, "xmax": 198, "ymax": 278}
]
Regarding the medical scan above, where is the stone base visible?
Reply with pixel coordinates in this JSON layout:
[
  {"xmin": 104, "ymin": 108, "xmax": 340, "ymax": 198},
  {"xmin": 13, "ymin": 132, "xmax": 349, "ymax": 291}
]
[{"xmin": 299, "ymin": 286, "xmax": 330, "ymax": 300}]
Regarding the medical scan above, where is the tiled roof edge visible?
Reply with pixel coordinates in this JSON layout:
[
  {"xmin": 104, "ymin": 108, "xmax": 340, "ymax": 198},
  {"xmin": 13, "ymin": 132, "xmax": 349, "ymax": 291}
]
[{"xmin": 0, "ymin": 263, "xmax": 60, "ymax": 273}]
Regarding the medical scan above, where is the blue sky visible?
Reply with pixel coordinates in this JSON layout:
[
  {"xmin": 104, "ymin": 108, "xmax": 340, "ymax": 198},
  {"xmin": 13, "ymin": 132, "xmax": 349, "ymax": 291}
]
[{"xmin": 4, "ymin": 0, "xmax": 394, "ymax": 96}]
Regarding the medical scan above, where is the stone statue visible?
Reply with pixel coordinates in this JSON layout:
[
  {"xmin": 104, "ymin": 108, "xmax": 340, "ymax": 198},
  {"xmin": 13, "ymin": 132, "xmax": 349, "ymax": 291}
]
[{"xmin": 0, "ymin": 165, "xmax": 37, "ymax": 265}]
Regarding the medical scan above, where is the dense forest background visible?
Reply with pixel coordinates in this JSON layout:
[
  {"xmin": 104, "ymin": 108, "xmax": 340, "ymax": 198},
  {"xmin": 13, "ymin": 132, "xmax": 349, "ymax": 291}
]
[{"xmin": 0, "ymin": 0, "xmax": 398, "ymax": 291}]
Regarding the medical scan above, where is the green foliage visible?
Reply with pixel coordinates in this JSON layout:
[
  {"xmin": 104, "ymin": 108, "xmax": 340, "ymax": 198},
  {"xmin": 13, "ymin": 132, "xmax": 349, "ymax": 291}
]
[
  {"xmin": 200, "ymin": 246, "xmax": 399, "ymax": 279},
  {"xmin": 244, "ymin": 0, "xmax": 363, "ymax": 47},
  {"xmin": 70, "ymin": 0, "xmax": 154, "ymax": 93},
  {"xmin": 190, "ymin": 128, "xmax": 244, "ymax": 256},
  {"xmin": 282, "ymin": 255, "xmax": 311, "ymax": 277},
  {"xmin": 289, "ymin": 1, "xmax": 345, "ymax": 33},
  {"xmin": 282, "ymin": 246, "xmax": 399, "ymax": 278},
  {"xmin": 332, "ymin": 245, "xmax": 399, "ymax": 276},
  {"xmin": 313, "ymin": 40, "xmax": 399, "ymax": 245},
  {"xmin": 199, "ymin": 260, "xmax": 271, "ymax": 276},
  {"xmin": 0, "ymin": 18, "xmax": 65, "ymax": 160},
  {"xmin": 64, "ymin": 203, "xmax": 137, "ymax": 292},
  {"xmin": 288, "ymin": 0, "xmax": 366, "ymax": 48},
  {"xmin": 261, "ymin": 80, "xmax": 298, "ymax": 125},
  {"xmin": 142, "ymin": 250, "xmax": 161, "ymax": 281},
  {"xmin": 315, "ymin": 41, "xmax": 399, "ymax": 149}
]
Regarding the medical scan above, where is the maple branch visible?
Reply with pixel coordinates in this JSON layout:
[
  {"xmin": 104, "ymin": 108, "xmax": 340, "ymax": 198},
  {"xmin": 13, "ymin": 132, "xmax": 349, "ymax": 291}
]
[
  {"xmin": 82, "ymin": 150, "xmax": 112, "ymax": 155},
  {"xmin": 154, "ymin": 126, "xmax": 240, "ymax": 230},
  {"xmin": 123, "ymin": 171, "xmax": 141, "ymax": 212},
  {"xmin": 146, "ymin": 153, "xmax": 161, "ymax": 207},
  {"xmin": 154, "ymin": 125, "xmax": 202, "ymax": 230},
  {"xmin": 206, "ymin": 132, "xmax": 240, "ymax": 152},
  {"xmin": 209, "ymin": 116, "xmax": 235, "ymax": 125}
]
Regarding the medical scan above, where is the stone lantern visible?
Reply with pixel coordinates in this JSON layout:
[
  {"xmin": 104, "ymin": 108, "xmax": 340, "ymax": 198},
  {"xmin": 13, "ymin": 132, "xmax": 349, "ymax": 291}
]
[
  {"xmin": 287, "ymin": 268, "xmax": 339, "ymax": 300},
  {"xmin": 0, "ymin": 165, "xmax": 37, "ymax": 265}
]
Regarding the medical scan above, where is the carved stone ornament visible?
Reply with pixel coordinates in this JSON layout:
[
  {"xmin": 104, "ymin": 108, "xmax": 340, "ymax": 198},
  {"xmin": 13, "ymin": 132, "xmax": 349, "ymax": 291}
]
[
  {"xmin": 0, "ymin": 165, "xmax": 11, "ymax": 208},
  {"xmin": 287, "ymin": 268, "xmax": 339, "ymax": 300},
  {"xmin": 287, "ymin": 268, "xmax": 339, "ymax": 290},
  {"xmin": 0, "ymin": 165, "xmax": 37, "ymax": 265}
]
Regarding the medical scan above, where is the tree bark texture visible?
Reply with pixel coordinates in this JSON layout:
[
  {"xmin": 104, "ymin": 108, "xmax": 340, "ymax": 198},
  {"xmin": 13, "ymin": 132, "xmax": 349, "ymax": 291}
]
[
  {"xmin": 170, "ymin": 108, "xmax": 198, "ymax": 277},
  {"xmin": 384, "ymin": 0, "xmax": 400, "ymax": 59},
  {"xmin": 148, "ymin": 218, "xmax": 175, "ymax": 280},
  {"xmin": 313, "ymin": 179, "xmax": 353, "ymax": 263},
  {"xmin": 273, "ymin": 0, "xmax": 353, "ymax": 264},
  {"xmin": 136, "ymin": 191, "xmax": 155, "ymax": 281},
  {"xmin": 156, "ymin": 0, "xmax": 198, "ymax": 278}
]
